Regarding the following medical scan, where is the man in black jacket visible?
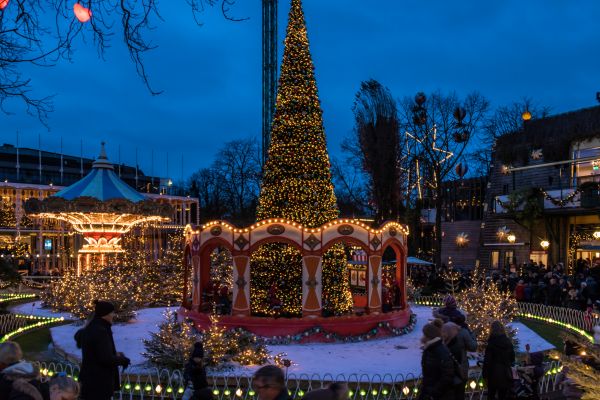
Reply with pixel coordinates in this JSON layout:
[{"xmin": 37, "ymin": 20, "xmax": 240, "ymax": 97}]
[
  {"xmin": 75, "ymin": 301, "xmax": 130, "ymax": 400},
  {"xmin": 419, "ymin": 319, "xmax": 454, "ymax": 400}
]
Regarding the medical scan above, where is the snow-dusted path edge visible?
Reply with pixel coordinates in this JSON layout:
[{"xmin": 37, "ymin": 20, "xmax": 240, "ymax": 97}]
[{"xmin": 17, "ymin": 302, "xmax": 553, "ymax": 378}]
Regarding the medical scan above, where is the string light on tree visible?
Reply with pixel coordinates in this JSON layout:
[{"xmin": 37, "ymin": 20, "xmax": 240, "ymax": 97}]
[{"xmin": 457, "ymin": 265, "xmax": 517, "ymax": 350}]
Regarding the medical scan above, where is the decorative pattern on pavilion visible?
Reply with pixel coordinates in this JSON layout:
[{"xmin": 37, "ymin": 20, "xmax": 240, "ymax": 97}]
[{"xmin": 181, "ymin": 219, "xmax": 411, "ymax": 341}]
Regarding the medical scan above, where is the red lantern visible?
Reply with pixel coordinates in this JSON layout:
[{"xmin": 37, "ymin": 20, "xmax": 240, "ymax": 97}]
[
  {"xmin": 0, "ymin": 0, "xmax": 9, "ymax": 10},
  {"xmin": 455, "ymin": 163, "xmax": 468, "ymax": 178},
  {"xmin": 73, "ymin": 2, "xmax": 92, "ymax": 23}
]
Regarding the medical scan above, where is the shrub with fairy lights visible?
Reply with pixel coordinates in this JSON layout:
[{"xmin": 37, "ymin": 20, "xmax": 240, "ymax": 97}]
[
  {"xmin": 456, "ymin": 265, "xmax": 517, "ymax": 351},
  {"xmin": 143, "ymin": 312, "xmax": 270, "ymax": 370},
  {"xmin": 42, "ymin": 231, "xmax": 185, "ymax": 321}
]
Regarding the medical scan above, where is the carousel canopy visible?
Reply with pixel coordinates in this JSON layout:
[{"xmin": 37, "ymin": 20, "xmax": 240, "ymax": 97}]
[{"xmin": 54, "ymin": 143, "xmax": 145, "ymax": 202}]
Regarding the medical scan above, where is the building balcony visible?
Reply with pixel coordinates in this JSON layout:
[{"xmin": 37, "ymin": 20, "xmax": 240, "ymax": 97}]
[{"xmin": 495, "ymin": 187, "xmax": 585, "ymax": 213}]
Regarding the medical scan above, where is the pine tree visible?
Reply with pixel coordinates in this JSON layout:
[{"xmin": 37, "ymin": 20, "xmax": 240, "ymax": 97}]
[
  {"xmin": 251, "ymin": 0, "xmax": 352, "ymax": 317},
  {"xmin": 558, "ymin": 333, "xmax": 600, "ymax": 399},
  {"xmin": 0, "ymin": 201, "xmax": 16, "ymax": 228},
  {"xmin": 203, "ymin": 314, "xmax": 229, "ymax": 367},
  {"xmin": 142, "ymin": 309, "xmax": 198, "ymax": 370}
]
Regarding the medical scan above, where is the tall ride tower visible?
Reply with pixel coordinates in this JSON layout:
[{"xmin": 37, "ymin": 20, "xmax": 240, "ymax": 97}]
[{"xmin": 262, "ymin": 0, "xmax": 278, "ymax": 166}]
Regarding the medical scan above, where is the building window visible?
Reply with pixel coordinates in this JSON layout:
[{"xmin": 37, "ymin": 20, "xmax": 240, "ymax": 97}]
[
  {"xmin": 504, "ymin": 250, "xmax": 514, "ymax": 269},
  {"xmin": 490, "ymin": 251, "xmax": 500, "ymax": 269}
]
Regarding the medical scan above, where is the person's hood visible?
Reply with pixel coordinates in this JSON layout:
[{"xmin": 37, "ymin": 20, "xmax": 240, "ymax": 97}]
[
  {"xmin": 422, "ymin": 336, "xmax": 442, "ymax": 350},
  {"xmin": 1, "ymin": 360, "xmax": 40, "ymax": 380}
]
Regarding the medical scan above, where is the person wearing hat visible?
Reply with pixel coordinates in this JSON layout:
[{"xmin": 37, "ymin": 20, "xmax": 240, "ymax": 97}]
[
  {"xmin": 433, "ymin": 295, "xmax": 464, "ymax": 324},
  {"xmin": 74, "ymin": 300, "xmax": 130, "ymax": 400},
  {"xmin": 419, "ymin": 318, "xmax": 454, "ymax": 400}
]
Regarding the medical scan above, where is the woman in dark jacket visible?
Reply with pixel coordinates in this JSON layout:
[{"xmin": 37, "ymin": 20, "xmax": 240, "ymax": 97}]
[
  {"xmin": 482, "ymin": 321, "xmax": 515, "ymax": 400},
  {"xmin": 74, "ymin": 301, "xmax": 130, "ymax": 400},
  {"xmin": 419, "ymin": 319, "xmax": 454, "ymax": 400}
]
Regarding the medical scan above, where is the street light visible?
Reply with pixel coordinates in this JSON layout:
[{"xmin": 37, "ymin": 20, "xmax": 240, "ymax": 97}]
[
  {"xmin": 540, "ymin": 240, "xmax": 550, "ymax": 250},
  {"xmin": 507, "ymin": 234, "xmax": 516, "ymax": 244}
]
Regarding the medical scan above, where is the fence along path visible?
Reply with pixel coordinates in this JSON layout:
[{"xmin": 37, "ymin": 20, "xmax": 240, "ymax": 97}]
[{"xmin": 32, "ymin": 359, "xmax": 562, "ymax": 400}]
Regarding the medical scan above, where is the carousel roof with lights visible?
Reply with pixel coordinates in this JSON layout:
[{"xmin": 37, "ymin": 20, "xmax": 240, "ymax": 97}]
[
  {"xmin": 53, "ymin": 144, "xmax": 145, "ymax": 202},
  {"xmin": 24, "ymin": 143, "xmax": 171, "ymax": 255}
]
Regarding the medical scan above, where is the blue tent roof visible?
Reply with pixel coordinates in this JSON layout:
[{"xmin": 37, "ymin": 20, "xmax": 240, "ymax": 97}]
[{"xmin": 54, "ymin": 143, "xmax": 145, "ymax": 203}]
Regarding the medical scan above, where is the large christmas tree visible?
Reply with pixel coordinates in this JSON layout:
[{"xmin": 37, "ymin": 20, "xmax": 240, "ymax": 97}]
[{"xmin": 251, "ymin": 0, "xmax": 352, "ymax": 317}]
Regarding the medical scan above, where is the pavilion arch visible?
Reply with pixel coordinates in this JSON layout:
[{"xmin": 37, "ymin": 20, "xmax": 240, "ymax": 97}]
[
  {"xmin": 184, "ymin": 219, "xmax": 409, "ymax": 318},
  {"xmin": 381, "ymin": 239, "xmax": 408, "ymax": 310}
]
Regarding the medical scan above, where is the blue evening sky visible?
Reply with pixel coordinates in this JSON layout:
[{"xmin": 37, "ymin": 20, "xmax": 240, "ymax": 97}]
[{"xmin": 2, "ymin": 1, "xmax": 599, "ymax": 181}]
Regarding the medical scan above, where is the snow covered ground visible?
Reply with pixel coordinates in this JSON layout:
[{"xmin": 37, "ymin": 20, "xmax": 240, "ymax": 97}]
[{"xmin": 13, "ymin": 301, "xmax": 553, "ymax": 377}]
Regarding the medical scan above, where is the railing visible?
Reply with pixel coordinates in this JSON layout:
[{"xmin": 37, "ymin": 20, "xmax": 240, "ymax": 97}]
[
  {"xmin": 413, "ymin": 295, "xmax": 595, "ymax": 341},
  {"xmin": 32, "ymin": 361, "xmax": 562, "ymax": 400}
]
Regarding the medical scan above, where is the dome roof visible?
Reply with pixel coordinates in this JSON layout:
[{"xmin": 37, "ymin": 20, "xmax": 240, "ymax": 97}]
[{"xmin": 54, "ymin": 143, "xmax": 145, "ymax": 203}]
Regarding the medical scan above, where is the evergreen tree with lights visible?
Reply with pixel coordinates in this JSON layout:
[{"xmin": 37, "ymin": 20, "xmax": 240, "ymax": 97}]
[
  {"xmin": 142, "ymin": 309, "xmax": 198, "ymax": 370},
  {"xmin": 0, "ymin": 201, "xmax": 16, "ymax": 228},
  {"xmin": 251, "ymin": 0, "xmax": 353, "ymax": 317}
]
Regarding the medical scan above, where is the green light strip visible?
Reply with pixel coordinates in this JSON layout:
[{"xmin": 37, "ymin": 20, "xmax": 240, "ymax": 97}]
[
  {"xmin": 413, "ymin": 298, "xmax": 594, "ymax": 342},
  {"xmin": 0, "ymin": 314, "xmax": 65, "ymax": 342}
]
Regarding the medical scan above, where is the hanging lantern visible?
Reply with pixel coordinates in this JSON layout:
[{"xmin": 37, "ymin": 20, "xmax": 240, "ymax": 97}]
[
  {"xmin": 593, "ymin": 231, "xmax": 600, "ymax": 240},
  {"xmin": 73, "ymin": 2, "xmax": 92, "ymax": 23},
  {"xmin": 540, "ymin": 240, "xmax": 550, "ymax": 250},
  {"xmin": 0, "ymin": 0, "xmax": 9, "ymax": 10},
  {"xmin": 455, "ymin": 163, "xmax": 469, "ymax": 178},
  {"xmin": 507, "ymin": 234, "xmax": 516, "ymax": 244},
  {"xmin": 414, "ymin": 92, "xmax": 426, "ymax": 106},
  {"xmin": 453, "ymin": 106, "xmax": 466, "ymax": 123},
  {"xmin": 522, "ymin": 110, "xmax": 532, "ymax": 121}
]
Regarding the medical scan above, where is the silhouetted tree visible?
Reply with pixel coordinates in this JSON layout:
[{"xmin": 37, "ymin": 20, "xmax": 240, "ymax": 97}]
[
  {"xmin": 400, "ymin": 91, "xmax": 489, "ymax": 268},
  {"xmin": 349, "ymin": 79, "xmax": 404, "ymax": 222},
  {"xmin": 0, "ymin": 0, "xmax": 244, "ymax": 122}
]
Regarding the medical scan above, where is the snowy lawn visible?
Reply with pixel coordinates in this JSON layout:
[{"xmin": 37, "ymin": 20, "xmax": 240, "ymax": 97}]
[{"xmin": 40, "ymin": 303, "xmax": 553, "ymax": 377}]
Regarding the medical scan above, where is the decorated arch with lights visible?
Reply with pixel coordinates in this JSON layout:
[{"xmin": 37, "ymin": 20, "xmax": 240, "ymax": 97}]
[{"xmin": 180, "ymin": 219, "xmax": 413, "ymax": 342}]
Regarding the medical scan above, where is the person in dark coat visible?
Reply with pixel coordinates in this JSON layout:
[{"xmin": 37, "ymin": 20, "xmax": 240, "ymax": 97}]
[
  {"xmin": 183, "ymin": 341, "xmax": 209, "ymax": 399},
  {"xmin": 433, "ymin": 295, "xmax": 464, "ymax": 323},
  {"xmin": 419, "ymin": 319, "xmax": 454, "ymax": 400},
  {"xmin": 74, "ymin": 300, "xmax": 130, "ymax": 400},
  {"xmin": 482, "ymin": 321, "xmax": 515, "ymax": 400},
  {"xmin": 442, "ymin": 321, "xmax": 475, "ymax": 400}
]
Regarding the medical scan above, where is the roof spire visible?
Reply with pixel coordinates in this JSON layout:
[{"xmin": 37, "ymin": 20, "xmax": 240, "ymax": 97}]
[
  {"xmin": 92, "ymin": 141, "xmax": 114, "ymax": 170},
  {"xmin": 99, "ymin": 141, "xmax": 107, "ymax": 159}
]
